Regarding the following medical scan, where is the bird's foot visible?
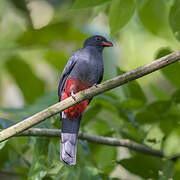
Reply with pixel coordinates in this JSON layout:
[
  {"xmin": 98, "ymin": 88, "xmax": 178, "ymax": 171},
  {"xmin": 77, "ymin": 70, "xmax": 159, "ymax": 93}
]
[
  {"xmin": 71, "ymin": 89, "xmax": 76, "ymax": 101},
  {"xmin": 94, "ymin": 83, "xmax": 98, "ymax": 88}
]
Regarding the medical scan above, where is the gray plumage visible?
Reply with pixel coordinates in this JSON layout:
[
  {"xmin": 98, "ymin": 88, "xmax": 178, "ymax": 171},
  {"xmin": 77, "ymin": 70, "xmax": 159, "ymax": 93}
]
[{"xmin": 58, "ymin": 35, "xmax": 113, "ymax": 165}]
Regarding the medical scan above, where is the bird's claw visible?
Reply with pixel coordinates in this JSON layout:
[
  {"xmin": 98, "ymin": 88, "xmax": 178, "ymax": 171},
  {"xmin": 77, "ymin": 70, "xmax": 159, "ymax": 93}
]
[
  {"xmin": 94, "ymin": 83, "xmax": 98, "ymax": 88},
  {"xmin": 71, "ymin": 90, "xmax": 76, "ymax": 101}
]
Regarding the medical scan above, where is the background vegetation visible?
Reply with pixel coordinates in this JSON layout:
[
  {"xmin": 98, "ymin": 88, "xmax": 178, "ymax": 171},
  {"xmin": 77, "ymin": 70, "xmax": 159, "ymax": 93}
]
[{"xmin": 0, "ymin": 0, "xmax": 180, "ymax": 179}]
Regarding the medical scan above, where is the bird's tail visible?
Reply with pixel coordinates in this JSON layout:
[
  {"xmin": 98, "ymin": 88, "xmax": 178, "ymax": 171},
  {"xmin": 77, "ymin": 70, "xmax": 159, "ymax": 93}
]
[{"xmin": 60, "ymin": 115, "xmax": 81, "ymax": 165}]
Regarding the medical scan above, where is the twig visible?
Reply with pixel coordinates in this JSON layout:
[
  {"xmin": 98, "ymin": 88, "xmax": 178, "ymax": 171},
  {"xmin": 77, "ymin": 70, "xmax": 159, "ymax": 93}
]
[
  {"xmin": 17, "ymin": 128, "xmax": 164, "ymax": 158},
  {"xmin": 0, "ymin": 50, "xmax": 180, "ymax": 142}
]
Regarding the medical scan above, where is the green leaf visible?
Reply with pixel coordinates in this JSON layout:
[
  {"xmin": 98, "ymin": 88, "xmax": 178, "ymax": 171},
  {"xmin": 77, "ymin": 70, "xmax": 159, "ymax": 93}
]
[
  {"xmin": 46, "ymin": 142, "xmax": 62, "ymax": 177},
  {"xmin": 44, "ymin": 51, "xmax": 67, "ymax": 71},
  {"xmin": 10, "ymin": 0, "xmax": 28, "ymax": 13},
  {"xmin": 34, "ymin": 91, "xmax": 57, "ymax": 105},
  {"xmin": 172, "ymin": 90, "xmax": 180, "ymax": 104},
  {"xmin": 92, "ymin": 94, "xmax": 117, "ymax": 113},
  {"xmin": 0, "ymin": 107, "xmax": 26, "ymax": 114},
  {"xmin": 5, "ymin": 56, "xmax": 45, "ymax": 104},
  {"xmin": 90, "ymin": 145, "xmax": 117, "ymax": 174},
  {"xmin": 15, "ymin": 166, "xmax": 29, "ymax": 180},
  {"xmin": 0, "ymin": 92, "xmax": 57, "ymax": 118},
  {"xmin": 121, "ymin": 81, "xmax": 147, "ymax": 110},
  {"xmin": 109, "ymin": 0, "xmax": 136, "ymax": 35},
  {"xmin": 72, "ymin": 0, "xmax": 111, "ymax": 9},
  {"xmin": 9, "ymin": 0, "xmax": 32, "ymax": 27},
  {"xmin": 54, "ymin": 166, "xmax": 75, "ymax": 180},
  {"xmin": 0, "ymin": 142, "xmax": 10, "ymax": 168},
  {"xmin": 158, "ymin": 161, "xmax": 174, "ymax": 180},
  {"xmin": 158, "ymin": 102, "xmax": 180, "ymax": 135},
  {"xmin": 87, "ymin": 93, "xmax": 127, "ymax": 126},
  {"xmin": 120, "ymin": 123, "xmax": 145, "ymax": 143},
  {"xmin": 169, "ymin": 0, "xmax": 180, "ymax": 41},
  {"xmin": 92, "ymin": 3, "xmax": 109, "ymax": 18},
  {"xmin": 174, "ymin": 159, "xmax": 180, "ymax": 180},
  {"xmin": 150, "ymin": 84, "xmax": 170, "ymax": 101},
  {"xmin": 162, "ymin": 61, "xmax": 180, "ymax": 89},
  {"xmin": 135, "ymin": 100, "xmax": 172, "ymax": 124},
  {"xmin": 0, "ymin": 118, "xmax": 14, "ymax": 128},
  {"xmin": 47, "ymin": 142, "xmax": 56, "ymax": 168},
  {"xmin": 82, "ymin": 104, "xmax": 102, "ymax": 126},
  {"xmin": 117, "ymin": 68, "xmax": 147, "ymax": 110},
  {"xmin": 163, "ymin": 131, "xmax": 180, "ymax": 156},
  {"xmin": 138, "ymin": 0, "xmax": 169, "ymax": 35},
  {"xmin": 17, "ymin": 22, "xmax": 88, "ymax": 47},
  {"xmin": 47, "ymin": 141, "xmax": 60, "ymax": 162},
  {"xmin": 0, "ymin": 140, "xmax": 8, "ymax": 150},
  {"xmin": 156, "ymin": 48, "xmax": 180, "ymax": 89},
  {"xmin": 144, "ymin": 125, "xmax": 164, "ymax": 149},
  {"xmin": 119, "ymin": 153, "xmax": 164, "ymax": 179},
  {"xmin": 156, "ymin": 48, "xmax": 172, "ymax": 59},
  {"xmin": 79, "ymin": 166, "xmax": 101, "ymax": 180},
  {"xmin": 85, "ymin": 118, "xmax": 113, "ymax": 136},
  {"xmin": 28, "ymin": 138, "xmax": 49, "ymax": 180}
]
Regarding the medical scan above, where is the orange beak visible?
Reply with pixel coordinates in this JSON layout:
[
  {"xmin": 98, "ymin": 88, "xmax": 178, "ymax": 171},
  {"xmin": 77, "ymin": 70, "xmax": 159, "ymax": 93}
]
[{"xmin": 102, "ymin": 41, "xmax": 113, "ymax": 47}]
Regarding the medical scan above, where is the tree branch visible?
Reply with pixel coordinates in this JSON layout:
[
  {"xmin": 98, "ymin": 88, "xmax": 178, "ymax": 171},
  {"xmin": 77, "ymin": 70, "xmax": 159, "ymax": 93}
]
[
  {"xmin": 18, "ymin": 128, "xmax": 164, "ymax": 158},
  {"xmin": 0, "ymin": 50, "xmax": 180, "ymax": 142}
]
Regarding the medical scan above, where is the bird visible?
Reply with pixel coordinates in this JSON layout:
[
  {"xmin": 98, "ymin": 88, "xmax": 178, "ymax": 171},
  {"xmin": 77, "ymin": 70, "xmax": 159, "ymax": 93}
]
[{"xmin": 58, "ymin": 35, "xmax": 113, "ymax": 165}]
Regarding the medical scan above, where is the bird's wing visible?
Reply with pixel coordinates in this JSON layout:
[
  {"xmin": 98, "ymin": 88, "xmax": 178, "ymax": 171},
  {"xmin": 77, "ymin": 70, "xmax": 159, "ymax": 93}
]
[
  {"xmin": 97, "ymin": 73, "xmax": 103, "ymax": 84},
  {"xmin": 58, "ymin": 53, "xmax": 78, "ymax": 101},
  {"xmin": 58, "ymin": 52, "xmax": 80, "ymax": 165}
]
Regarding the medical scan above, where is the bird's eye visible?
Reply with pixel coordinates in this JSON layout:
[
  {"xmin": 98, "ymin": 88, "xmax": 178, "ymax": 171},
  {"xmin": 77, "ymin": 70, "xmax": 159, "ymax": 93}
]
[{"xmin": 95, "ymin": 37, "xmax": 101, "ymax": 41}]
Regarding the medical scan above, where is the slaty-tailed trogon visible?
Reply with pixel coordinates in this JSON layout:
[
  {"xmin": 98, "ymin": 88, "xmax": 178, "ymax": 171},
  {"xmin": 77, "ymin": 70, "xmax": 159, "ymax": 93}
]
[{"xmin": 58, "ymin": 35, "xmax": 113, "ymax": 165}]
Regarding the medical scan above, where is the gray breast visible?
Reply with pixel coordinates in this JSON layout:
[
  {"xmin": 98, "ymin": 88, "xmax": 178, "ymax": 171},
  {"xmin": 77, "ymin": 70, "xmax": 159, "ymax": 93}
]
[{"xmin": 69, "ymin": 48, "xmax": 104, "ymax": 85}]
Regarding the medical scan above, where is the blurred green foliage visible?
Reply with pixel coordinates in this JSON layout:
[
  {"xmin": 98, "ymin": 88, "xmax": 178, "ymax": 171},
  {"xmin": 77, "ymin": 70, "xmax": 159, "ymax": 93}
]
[
  {"xmin": 109, "ymin": 0, "xmax": 136, "ymax": 35},
  {"xmin": 0, "ymin": 0, "xmax": 180, "ymax": 179}
]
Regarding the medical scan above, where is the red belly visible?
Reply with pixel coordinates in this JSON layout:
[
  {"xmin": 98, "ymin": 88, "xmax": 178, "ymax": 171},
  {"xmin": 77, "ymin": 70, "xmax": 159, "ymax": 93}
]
[{"xmin": 61, "ymin": 78, "xmax": 90, "ymax": 120}]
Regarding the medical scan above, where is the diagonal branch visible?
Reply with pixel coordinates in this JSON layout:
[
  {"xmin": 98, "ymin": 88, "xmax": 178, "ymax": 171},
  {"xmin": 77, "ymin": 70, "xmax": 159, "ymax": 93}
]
[
  {"xmin": 18, "ymin": 128, "xmax": 164, "ymax": 158},
  {"xmin": 0, "ymin": 50, "xmax": 180, "ymax": 143}
]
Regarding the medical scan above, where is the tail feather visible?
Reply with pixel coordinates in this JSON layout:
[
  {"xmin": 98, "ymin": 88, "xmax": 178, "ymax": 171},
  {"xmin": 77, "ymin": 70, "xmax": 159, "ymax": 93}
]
[
  {"xmin": 61, "ymin": 133, "xmax": 77, "ymax": 165},
  {"xmin": 60, "ymin": 114, "xmax": 81, "ymax": 165}
]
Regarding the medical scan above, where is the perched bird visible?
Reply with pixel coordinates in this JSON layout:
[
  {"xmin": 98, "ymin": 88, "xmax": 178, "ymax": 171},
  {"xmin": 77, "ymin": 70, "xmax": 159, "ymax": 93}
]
[{"xmin": 58, "ymin": 35, "xmax": 113, "ymax": 165}]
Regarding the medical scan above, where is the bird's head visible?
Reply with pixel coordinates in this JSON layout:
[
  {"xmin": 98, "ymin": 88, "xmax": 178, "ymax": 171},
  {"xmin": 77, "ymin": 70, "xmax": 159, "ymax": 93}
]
[{"xmin": 83, "ymin": 35, "xmax": 113, "ymax": 49}]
